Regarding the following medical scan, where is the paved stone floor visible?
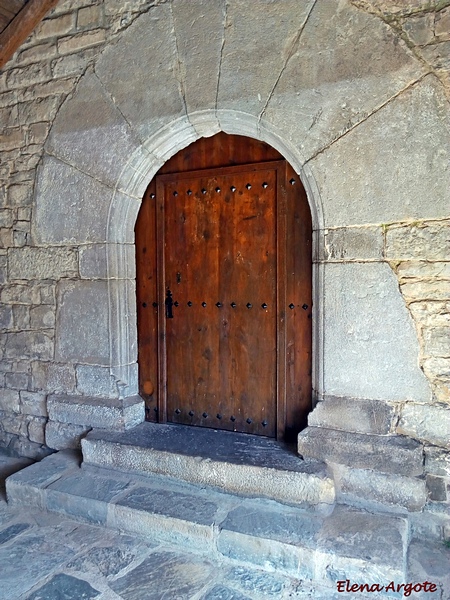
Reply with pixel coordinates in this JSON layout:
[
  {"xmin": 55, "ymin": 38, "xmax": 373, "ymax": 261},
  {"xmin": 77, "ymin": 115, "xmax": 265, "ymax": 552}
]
[
  {"xmin": 1, "ymin": 451, "xmax": 449, "ymax": 600},
  {"xmin": 0, "ymin": 452, "xmax": 344, "ymax": 600}
]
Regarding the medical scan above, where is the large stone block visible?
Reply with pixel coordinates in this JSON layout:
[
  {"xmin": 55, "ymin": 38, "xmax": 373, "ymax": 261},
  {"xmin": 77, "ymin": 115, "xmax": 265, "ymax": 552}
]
[
  {"xmin": 386, "ymin": 222, "xmax": 450, "ymax": 261},
  {"xmin": 47, "ymin": 471, "xmax": 130, "ymax": 524},
  {"xmin": 0, "ymin": 389, "xmax": 20, "ymax": 413},
  {"xmin": 400, "ymin": 280, "xmax": 450, "ymax": 303},
  {"xmin": 409, "ymin": 301, "xmax": 450, "ymax": 328},
  {"xmin": 6, "ymin": 183, "xmax": 33, "ymax": 208},
  {"xmin": 308, "ymin": 396, "xmax": 395, "ymax": 435},
  {"xmin": 425, "ymin": 446, "xmax": 450, "ymax": 478},
  {"xmin": 218, "ymin": 502, "xmax": 319, "ymax": 579},
  {"xmin": 320, "ymin": 226, "xmax": 383, "ymax": 262},
  {"xmin": 0, "ymin": 305, "xmax": 13, "ymax": 329},
  {"xmin": 95, "ymin": 5, "xmax": 186, "ymax": 141},
  {"xmin": 79, "ymin": 243, "xmax": 135, "ymax": 279},
  {"xmin": 334, "ymin": 464, "xmax": 427, "ymax": 512},
  {"xmin": 298, "ymin": 426, "xmax": 424, "ymax": 476},
  {"xmin": 55, "ymin": 280, "xmax": 109, "ymax": 365},
  {"xmin": 58, "ymin": 29, "xmax": 106, "ymax": 54},
  {"xmin": 75, "ymin": 365, "xmax": 118, "ymax": 399},
  {"xmin": 4, "ymin": 331, "xmax": 53, "ymax": 361},
  {"xmin": 46, "ymin": 69, "xmax": 140, "ymax": 188},
  {"xmin": 407, "ymin": 539, "xmax": 450, "ymax": 599},
  {"xmin": 423, "ymin": 327, "xmax": 450, "ymax": 357},
  {"xmin": 35, "ymin": 13, "xmax": 74, "ymax": 39},
  {"xmin": 33, "ymin": 155, "xmax": 112, "ymax": 245},
  {"xmin": 29, "ymin": 305, "xmax": 55, "ymax": 329},
  {"xmin": 397, "ymin": 403, "xmax": 450, "ymax": 448},
  {"xmin": 309, "ymin": 76, "xmax": 450, "ymax": 225},
  {"xmin": 18, "ymin": 96, "xmax": 61, "ymax": 125},
  {"xmin": 47, "ymin": 395, "xmax": 136, "ymax": 429},
  {"xmin": 171, "ymin": 0, "xmax": 223, "ymax": 115},
  {"xmin": 396, "ymin": 260, "xmax": 450, "ymax": 281},
  {"xmin": 217, "ymin": 0, "xmax": 315, "ymax": 118},
  {"xmin": 45, "ymin": 420, "xmax": 90, "ymax": 450},
  {"xmin": 316, "ymin": 506, "xmax": 406, "ymax": 586},
  {"xmin": 20, "ymin": 391, "xmax": 47, "ymax": 417},
  {"xmin": 28, "ymin": 417, "xmax": 47, "ymax": 445},
  {"xmin": 323, "ymin": 262, "xmax": 431, "ymax": 402},
  {"xmin": 8, "ymin": 247, "xmax": 77, "ymax": 280},
  {"xmin": 31, "ymin": 360, "xmax": 76, "ymax": 394},
  {"xmin": 5, "ymin": 372, "xmax": 28, "ymax": 390},
  {"xmin": 6, "ymin": 63, "xmax": 52, "ymax": 89},
  {"xmin": 263, "ymin": 0, "xmax": 425, "ymax": 162}
]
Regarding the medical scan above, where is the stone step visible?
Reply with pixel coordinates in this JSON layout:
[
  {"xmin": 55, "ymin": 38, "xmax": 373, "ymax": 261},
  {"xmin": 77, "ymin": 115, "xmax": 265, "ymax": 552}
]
[
  {"xmin": 298, "ymin": 426, "xmax": 428, "ymax": 513},
  {"xmin": 81, "ymin": 422, "xmax": 335, "ymax": 509},
  {"xmin": 6, "ymin": 450, "xmax": 408, "ymax": 593}
]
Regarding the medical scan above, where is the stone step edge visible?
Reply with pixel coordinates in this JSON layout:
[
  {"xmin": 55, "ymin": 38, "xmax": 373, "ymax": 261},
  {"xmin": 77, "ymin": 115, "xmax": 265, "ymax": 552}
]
[
  {"xmin": 5, "ymin": 456, "xmax": 405, "ymax": 588},
  {"xmin": 81, "ymin": 437, "xmax": 336, "ymax": 509}
]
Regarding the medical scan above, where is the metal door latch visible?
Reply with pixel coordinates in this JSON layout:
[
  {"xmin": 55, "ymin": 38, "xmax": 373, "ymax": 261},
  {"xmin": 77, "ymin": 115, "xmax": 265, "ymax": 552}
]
[{"xmin": 165, "ymin": 289, "xmax": 174, "ymax": 319}]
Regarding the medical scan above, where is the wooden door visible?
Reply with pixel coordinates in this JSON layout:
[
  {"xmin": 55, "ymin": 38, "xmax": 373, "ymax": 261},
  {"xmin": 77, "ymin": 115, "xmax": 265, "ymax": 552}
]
[{"xmin": 136, "ymin": 134, "xmax": 312, "ymax": 441}]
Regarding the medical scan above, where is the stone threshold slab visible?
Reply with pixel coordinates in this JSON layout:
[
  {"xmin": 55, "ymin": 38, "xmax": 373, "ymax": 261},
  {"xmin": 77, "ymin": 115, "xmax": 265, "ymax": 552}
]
[
  {"xmin": 81, "ymin": 422, "xmax": 335, "ymax": 508},
  {"xmin": 5, "ymin": 451, "xmax": 407, "ymax": 590}
]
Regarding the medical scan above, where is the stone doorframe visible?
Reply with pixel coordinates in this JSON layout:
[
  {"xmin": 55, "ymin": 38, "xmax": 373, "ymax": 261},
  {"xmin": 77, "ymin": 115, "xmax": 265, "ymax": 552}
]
[{"xmin": 106, "ymin": 110, "xmax": 325, "ymax": 413}]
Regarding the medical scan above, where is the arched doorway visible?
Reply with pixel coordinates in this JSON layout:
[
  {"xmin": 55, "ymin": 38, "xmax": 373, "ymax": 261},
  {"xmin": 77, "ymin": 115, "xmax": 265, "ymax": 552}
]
[{"xmin": 135, "ymin": 133, "xmax": 312, "ymax": 441}]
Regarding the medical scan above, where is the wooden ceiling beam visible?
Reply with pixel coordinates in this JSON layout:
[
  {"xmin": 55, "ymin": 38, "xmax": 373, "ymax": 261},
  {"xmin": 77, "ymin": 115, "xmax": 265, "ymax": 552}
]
[{"xmin": 0, "ymin": 0, "xmax": 60, "ymax": 70}]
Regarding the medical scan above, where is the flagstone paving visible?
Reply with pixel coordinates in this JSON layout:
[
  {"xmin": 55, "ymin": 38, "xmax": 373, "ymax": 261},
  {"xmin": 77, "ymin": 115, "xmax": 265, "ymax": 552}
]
[{"xmin": 0, "ymin": 451, "xmax": 449, "ymax": 600}]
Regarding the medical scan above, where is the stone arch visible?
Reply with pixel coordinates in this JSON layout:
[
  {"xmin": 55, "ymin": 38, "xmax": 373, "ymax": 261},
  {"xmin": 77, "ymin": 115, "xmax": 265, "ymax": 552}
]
[{"xmin": 107, "ymin": 111, "xmax": 325, "ymax": 405}]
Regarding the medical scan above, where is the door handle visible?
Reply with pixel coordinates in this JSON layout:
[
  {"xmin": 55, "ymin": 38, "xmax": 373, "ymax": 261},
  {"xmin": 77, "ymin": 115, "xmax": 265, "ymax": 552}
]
[{"xmin": 165, "ymin": 289, "xmax": 174, "ymax": 319}]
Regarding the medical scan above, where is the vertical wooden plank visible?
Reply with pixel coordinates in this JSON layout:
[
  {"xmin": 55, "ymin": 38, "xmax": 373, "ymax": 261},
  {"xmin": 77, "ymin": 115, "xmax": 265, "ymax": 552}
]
[
  {"xmin": 276, "ymin": 165, "xmax": 288, "ymax": 440},
  {"xmin": 163, "ymin": 174, "xmax": 221, "ymax": 428},
  {"xmin": 135, "ymin": 182, "xmax": 159, "ymax": 421},
  {"xmin": 285, "ymin": 163, "xmax": 312, "ymax": 440},
  {"xmin": 156, "ymin": 177, "xmax": 168, "ymax": 423}
]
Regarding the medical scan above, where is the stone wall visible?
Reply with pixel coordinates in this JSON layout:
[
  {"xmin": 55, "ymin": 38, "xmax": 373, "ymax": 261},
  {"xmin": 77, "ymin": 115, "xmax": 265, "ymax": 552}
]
[
  {"xmin": 0, "ymin": 0, "xmax": 449, "ymax": 529},
  {"xmin": 0, "ymin": 0, "xmax": 151, "ymax": 457}
]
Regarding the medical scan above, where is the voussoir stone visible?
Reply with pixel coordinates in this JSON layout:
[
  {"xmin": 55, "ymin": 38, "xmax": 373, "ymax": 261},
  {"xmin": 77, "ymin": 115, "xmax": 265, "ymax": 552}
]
[
  {"xmin": 95, "ymin": 4, "xmax": 186, "ymax": 142},
  {"xmin": 264, "ymin": 0, "xmax": 425, "ymax": 162},
  {"xmin": 33, "ymin": 155, "xmax": 112, "ymax": 245},
  {"xmin": 172, "ymin": 0, "xmax": 224, "ymax": 115},
  {"xmin": 46, "ymin": 69, "xmax": 140, "ymax": 188},
  {"xmin": 310, "ymin": 76, "xmax": 450, "ymax": 226},
  {"xmin": 217, "ymin": 0, "xmax": 315, "ymax": 118}
]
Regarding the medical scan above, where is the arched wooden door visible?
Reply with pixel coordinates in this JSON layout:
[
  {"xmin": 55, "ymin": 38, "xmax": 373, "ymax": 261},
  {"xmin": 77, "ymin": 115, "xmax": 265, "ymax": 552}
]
[{"xmin": 135, "ymin": 133, "xmax": 312, "ymax": 441}]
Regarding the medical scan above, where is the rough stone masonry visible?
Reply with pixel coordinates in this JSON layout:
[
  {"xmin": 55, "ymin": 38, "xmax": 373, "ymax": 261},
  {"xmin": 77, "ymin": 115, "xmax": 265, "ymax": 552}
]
[{"xmin": 0, "ymin": 0, "xmax": 449, "ymax": 542}]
